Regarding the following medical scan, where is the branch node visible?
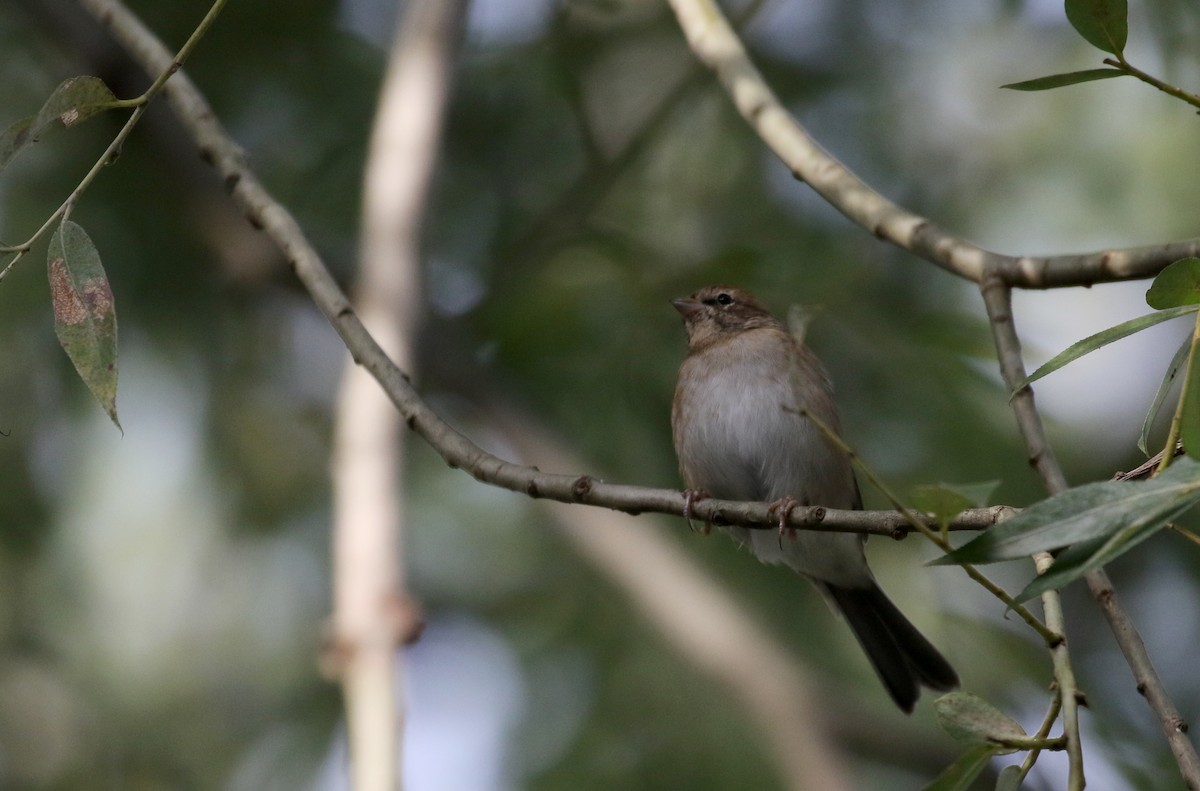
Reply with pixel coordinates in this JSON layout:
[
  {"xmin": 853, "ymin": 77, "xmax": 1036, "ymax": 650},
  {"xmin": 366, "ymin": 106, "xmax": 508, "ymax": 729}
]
[{"xmin": 571, "ymin": 474, "xmax": 594, "ymax": 500}]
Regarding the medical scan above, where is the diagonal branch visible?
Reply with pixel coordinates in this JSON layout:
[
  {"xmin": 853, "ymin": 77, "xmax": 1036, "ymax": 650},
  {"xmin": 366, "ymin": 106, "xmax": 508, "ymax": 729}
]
[{"xmin": 664, "ymin": 0, "xmax": 1200, "ymax": 290}]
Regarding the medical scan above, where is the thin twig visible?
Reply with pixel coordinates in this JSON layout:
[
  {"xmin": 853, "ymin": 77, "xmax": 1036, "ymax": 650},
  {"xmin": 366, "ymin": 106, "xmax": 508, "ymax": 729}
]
[
  {"xmin": 1019, "ymin": 694, "xmax": 1064, "ymax": 782},
  {"xmin": 1084, "ymin": 569, "xmax": 1200, "ymax": 789},
  {"xmin": 1104, "ymin": 56, "xmax": 1200, "ymax": 110}
]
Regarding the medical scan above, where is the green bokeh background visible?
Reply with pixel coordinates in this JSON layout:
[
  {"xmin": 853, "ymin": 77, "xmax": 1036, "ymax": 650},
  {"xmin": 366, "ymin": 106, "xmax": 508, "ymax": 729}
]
[{"xmin": 2, "ymin": 0, "xmax": 1199, "ymax": 788}]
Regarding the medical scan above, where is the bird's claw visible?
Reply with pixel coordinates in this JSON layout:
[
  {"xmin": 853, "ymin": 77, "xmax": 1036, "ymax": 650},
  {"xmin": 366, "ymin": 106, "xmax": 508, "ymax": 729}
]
[
  {"xmin": 769, "ymin": 497, "xmax": 801, "ymax": 549},
  {"xmin": 682, "ymin": 489, "xmax": 711, "ymax": 535}
]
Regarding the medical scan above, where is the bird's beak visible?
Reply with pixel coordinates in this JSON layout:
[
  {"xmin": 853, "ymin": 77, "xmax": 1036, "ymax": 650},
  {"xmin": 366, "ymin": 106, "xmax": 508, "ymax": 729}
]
[{"xmin": 671, "ymin": 297, "xmax": 702, "ymax": 318}]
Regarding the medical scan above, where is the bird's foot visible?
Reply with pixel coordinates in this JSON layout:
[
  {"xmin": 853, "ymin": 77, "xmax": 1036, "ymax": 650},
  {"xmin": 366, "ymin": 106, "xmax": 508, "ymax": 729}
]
[
  {"xmin": 682, "ymin": 489, "xmax": 711, "ymax": 535},
  {"xmin": 769, "ymin": 497, "xmax": 801, "ymax": 549}
]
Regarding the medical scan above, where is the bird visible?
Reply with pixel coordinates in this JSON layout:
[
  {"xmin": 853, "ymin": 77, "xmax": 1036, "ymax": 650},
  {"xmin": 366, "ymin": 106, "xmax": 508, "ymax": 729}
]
[{"xmin": 670, "ymin": 284, "xmax": 958, "ymax": 712}]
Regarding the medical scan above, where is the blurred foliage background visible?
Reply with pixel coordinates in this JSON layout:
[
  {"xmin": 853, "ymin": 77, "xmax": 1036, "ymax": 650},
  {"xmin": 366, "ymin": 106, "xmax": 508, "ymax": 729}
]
[{"xmin": 1, "ymin": 0, "xmax": 1200, "ymax": 788}]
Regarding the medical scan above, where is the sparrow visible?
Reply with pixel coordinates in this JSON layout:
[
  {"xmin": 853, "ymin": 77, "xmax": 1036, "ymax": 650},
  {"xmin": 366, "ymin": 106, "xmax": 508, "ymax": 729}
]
[{"xmin": 670, "ymin": 285, "xmax": 958, "ymax": 712}]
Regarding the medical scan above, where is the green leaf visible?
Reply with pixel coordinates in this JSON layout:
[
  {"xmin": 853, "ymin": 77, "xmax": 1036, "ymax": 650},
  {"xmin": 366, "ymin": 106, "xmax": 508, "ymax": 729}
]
[
  {"xmin": 0, "ymin": 76, "xmax": 122, "ymax": 173},
  {"xmin": 48, "ymin": 220, "xmax": 120, "ymax": 429},
  {"xmin": 1019, "ymin": 304, "xmax": 1199, "ymax": 389},
  {"xmin": 1182, "ymin": 338, "xmax": 1200, "ymax": 461},
  {"xmin": 922, "ymin": 744, "xmax": 1001, "ymax": 791},
  {"xmin": 1139, "ymin": 337, "xmax": 1191, "ymax": 455},
  {"xmin": 911, "ymin": 486, "xmax": 976, "ymax": 524},
  {"xmin": 935, "ymin": 692, "xmax": 1028, "ymax": 749},
  {"xmin": 995, "ymin": 764, "xmax": 1024, "ymax": 791},
  {"xmin": 1147, "ymin": 258, "xmax": 1200, "ymax": 309},
  {"xmin": 911, "ymin": 481, "xmax": 1001, "ymax": 524},
  {"xmin": 1014, "ymin": 489, "xmax": 1198, "ymax": 601},
  {"xmin": 1065, "ymin": 0, "xmax": 1128, "ymax": 55},
  {"xmin": 935, "ymin": 457, "xmax": 1200, "ymax": 565},
  {"xmin": 1001, "ymin": 68, "xmax": 1125, "ymax": 91}
]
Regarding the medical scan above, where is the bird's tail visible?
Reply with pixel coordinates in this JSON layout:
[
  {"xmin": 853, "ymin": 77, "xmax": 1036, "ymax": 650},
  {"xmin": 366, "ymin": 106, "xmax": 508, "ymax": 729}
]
[{"xmin": 826, "ymin": 583, "xmax": 959, "ymax": 713}]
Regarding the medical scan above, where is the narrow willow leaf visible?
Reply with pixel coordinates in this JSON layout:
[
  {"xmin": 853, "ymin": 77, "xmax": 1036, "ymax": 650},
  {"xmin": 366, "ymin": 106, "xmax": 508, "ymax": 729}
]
[
  {"xmin": 1020, "ymin": 304, "xmax": 1199, "ymax": 389},
  {"xmin": 935, "ymin": 692, "xmax": 1028, "ymax": 749},
  {"xmin": 1139, "ymin": 336, "xmax": 1191, "ymax": 455},
  {"xmin": 921, "ymin": 744, "xmax": 1000, "ymax": 791},
  {"xmin": 48, "ymin": 221, "xmax": 120, "ymax": 429},
  {"xmin": 0, "ymin": 76, "xmax": 122, "ymax": 173},
  {"xmin": 1147, "ymin": 258, "xmax": 1200, "ymax": 309},
  {"xmin": 1182, "ymin": 337, "xmax": 1200, "ymax": 461},
  {"xmin": 1065, "ymin": 0, "xmax": 1128, "ymax": 54},
  {"xmin": 1015, "ymin": 495, "xmax": 1198, "ymax": 601},
  {"xmin": 935, "ymin": 457, "xmax": 1200, "ymax": 564},
  {"xmin": 1001, "ymin": 68, "xmax": 1125, "ymax": 91}
]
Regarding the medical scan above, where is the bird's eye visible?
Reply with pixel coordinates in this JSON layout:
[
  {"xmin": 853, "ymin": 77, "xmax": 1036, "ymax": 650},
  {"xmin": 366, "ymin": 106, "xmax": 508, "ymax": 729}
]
[{"xmin": 715, "ymin": 292, "xmax": 734, "ymax": 306}]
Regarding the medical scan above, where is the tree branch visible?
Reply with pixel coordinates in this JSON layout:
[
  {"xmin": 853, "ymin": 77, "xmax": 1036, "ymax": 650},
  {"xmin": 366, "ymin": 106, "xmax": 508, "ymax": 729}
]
[{"xmin": 663, "ymin": 0, "xmax": 1200, "ymax": 290}]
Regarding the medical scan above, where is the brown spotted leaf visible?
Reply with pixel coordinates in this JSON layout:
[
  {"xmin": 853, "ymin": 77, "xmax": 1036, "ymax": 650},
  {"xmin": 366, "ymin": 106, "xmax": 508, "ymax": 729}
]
[
  {"xmin": 48, "ymin": 220, "xmax": 120, "ymax": 429},
  {"xmin": 1, "ymin": 76, "xmax": 122, "ymax": 173}
]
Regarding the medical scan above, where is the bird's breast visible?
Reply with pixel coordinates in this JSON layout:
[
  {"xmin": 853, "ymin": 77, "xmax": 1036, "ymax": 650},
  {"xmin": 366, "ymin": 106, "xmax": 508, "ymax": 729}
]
[{"xmin": 672, "ymin": 334, "xmax": 855, "ymax": 509}]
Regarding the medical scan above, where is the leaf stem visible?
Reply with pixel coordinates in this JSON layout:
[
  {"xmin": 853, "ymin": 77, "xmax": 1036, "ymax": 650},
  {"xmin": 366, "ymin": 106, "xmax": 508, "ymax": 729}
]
[{"xmin": 1104, "ymin": 56, "xmax": 1200, "ymax": 111}]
